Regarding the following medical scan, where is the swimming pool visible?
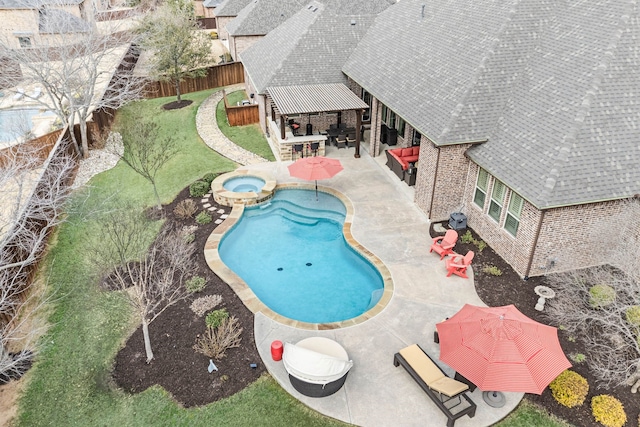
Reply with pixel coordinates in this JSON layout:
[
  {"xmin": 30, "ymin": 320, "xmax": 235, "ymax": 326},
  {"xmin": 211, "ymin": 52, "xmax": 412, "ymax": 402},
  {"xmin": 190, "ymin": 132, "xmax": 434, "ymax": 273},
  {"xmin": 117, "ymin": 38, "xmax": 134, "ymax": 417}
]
[
  {"xmin": 0, "ymin": 108, "xmax": 41, "ymax": 142},
  {"xmin": 218, "ymin": 189, "xmax": 384, "ymax": 324}
]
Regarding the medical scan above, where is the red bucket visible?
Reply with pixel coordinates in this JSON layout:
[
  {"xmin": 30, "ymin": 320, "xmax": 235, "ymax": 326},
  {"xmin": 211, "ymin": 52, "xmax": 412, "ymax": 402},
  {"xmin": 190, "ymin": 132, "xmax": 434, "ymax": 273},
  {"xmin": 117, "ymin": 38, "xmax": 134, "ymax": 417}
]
[{"xmin": 271, "ymin": 340, "xmax": 283, "ymax": 361}]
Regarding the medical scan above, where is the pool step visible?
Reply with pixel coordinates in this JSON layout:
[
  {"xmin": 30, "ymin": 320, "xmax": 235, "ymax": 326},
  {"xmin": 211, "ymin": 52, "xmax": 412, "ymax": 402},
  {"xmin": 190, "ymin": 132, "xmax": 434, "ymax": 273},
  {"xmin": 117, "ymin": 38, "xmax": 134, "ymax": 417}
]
[
  {"xmin": 274, "ymin": 208, "xmax": 319, "ymax": 226},
  {"xmin": 264, "ymin": 199, "xmax": 345, "ymax": 223}
]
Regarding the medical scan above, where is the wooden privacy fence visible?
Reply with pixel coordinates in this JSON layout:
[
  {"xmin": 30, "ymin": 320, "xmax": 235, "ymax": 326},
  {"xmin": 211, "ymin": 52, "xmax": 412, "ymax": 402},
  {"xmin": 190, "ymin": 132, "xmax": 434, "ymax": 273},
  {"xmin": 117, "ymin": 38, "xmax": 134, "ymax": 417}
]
[
  {"xmin": 223, "ymin": 90, "xmax": 259, "ymax": 126},
  {"xmin": 144, "ymin": 61, "xmax": 245, "ymax": 99},
  {"xmin": 197, "ymin": 17, "xmax": 217, "ymax": 29}
]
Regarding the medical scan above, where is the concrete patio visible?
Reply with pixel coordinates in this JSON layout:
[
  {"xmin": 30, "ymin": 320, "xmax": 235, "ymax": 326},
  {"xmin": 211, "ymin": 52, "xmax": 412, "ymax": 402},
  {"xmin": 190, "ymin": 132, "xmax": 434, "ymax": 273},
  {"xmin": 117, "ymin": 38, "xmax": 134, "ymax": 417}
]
[{"xmin": 238, "ymin": 145, "xmax": 523, "ymax": 427}]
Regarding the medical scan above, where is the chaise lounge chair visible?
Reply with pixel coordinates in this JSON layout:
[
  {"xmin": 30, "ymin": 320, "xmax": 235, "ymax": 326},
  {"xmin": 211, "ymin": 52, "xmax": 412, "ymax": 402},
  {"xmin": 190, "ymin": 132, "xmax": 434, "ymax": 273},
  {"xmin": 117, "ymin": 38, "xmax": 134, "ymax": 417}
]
[
  {"xmin": 394, "ymin": 344, "xmax": 476, "ymax": 427},
  {"xmin": 444, "ymin": 251, "xmax": 474, "ymax": 279},
  {"xmin": 430, "ymin": 230, "xmax": 458, "ymax": 260},
  {"xmin": 13, "ymin": 87, "xmax": 25, "ymax": 101}
]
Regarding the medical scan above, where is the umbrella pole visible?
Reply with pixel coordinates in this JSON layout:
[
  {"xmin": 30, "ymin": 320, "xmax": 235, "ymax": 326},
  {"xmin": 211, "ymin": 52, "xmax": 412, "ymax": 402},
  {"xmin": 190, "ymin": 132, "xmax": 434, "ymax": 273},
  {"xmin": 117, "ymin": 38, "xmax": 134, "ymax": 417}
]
[
  {"xmin": 315, "ymin": 180, "xmax": 318, "ymax": 200},
  {"xmin": 483, "ymin": 391, "xmax": 506, "ymax": 408}
]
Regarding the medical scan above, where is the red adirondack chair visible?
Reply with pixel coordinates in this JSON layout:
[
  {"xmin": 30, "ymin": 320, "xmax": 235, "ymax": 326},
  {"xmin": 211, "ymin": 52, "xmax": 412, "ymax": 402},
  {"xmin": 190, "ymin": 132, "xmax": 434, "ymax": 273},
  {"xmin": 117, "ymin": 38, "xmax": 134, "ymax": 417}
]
[
  {"xmin": 429, "ymin": 229, "xmax": 458, "ymax": 260},
  {"xmin": 445, "ymin": 251, "xmax": 475, "ymax": 278}
]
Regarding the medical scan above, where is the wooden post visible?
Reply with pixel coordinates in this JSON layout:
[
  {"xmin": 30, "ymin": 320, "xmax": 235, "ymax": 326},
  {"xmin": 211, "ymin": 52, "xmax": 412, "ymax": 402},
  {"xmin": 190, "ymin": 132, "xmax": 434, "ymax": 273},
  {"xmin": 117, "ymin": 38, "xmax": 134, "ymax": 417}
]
[
  {"xmin": 280, "ymin": 115, "xmax": 286, "ymax": 140},
  {"xmin": 355, "ymin": 109, "xmax": 362, "ymax": 158}
]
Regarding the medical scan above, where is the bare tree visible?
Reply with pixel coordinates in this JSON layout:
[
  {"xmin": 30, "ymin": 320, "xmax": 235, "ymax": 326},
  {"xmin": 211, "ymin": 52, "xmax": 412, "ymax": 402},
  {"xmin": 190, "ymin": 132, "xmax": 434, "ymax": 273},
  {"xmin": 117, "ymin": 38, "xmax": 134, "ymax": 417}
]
[
  {"xmin": 114, "ymin": 116, "xmax": 178, "ymax": 209},
  {"xmin": 546, "ymin": 197, "xmax": 640, "ymax": 392},
  {"xmin": 0, "ymin": 1, "xmax": 145, "ymax": 158},
  {"xmin": 0, "ymin": 141, "xmax": 76, "ymax": 381},
  {"xmin": 136, "ymin": 0, "xmax": 213, "ymax": 103},
  {"xmin": 91, "ymin": 206, "xmax": 195, "ymax": 363}
]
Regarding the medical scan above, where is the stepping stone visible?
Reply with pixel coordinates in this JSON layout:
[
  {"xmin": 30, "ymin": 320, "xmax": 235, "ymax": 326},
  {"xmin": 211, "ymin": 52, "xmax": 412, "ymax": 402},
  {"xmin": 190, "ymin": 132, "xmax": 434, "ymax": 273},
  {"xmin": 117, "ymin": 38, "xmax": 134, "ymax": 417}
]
[
  {"xmin": 217, "ymin": 209, "xmax": 225, "ymax": 214},
  {"xmin": 203, "ymin": 203, "xmax": 211, "ymax": 208},
  {"xmin": 214, "ymin": 219, "xmax": 223, "ymax": 224},
  {"xmin": 433, "ymin": 223, "xmax": 447, "ymax": 233},
  {"xmin": 220, "ymin": 214, "xmax": 228, "ymax": 219},
  {"xmin": 208, "ymin": 207, "xmax": 217, "ymax": 211},
  {"xmin": 201, "ymin": 197, "xmax": 209, "ymax": 203}
]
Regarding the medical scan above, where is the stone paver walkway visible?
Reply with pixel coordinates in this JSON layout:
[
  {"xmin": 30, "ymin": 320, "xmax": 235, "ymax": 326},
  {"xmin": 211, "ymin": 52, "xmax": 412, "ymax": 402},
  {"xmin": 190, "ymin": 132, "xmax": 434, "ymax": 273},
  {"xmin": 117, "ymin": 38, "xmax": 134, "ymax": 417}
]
[{"xmin": 195, "ymin": 86, "xmax": 269, "ymax": 166}]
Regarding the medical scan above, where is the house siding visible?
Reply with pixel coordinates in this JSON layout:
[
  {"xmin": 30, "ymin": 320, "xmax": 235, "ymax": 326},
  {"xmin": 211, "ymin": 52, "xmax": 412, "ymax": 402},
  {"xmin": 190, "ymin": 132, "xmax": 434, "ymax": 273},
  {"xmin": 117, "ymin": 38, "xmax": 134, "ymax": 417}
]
[
  {"xmin": 216, "ymin": 16, "xmax": 233, "ymax": 40},
  {"xmin": 230, "ymin": 35, "xmax": 262, "ymax": 61}
]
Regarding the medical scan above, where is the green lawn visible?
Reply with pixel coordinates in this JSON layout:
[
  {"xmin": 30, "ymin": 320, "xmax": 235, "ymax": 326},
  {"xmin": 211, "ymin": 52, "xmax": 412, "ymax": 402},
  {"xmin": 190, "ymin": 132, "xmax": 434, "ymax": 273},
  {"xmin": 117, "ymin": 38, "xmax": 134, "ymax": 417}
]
[
  {"xmin": 217, "ymin": 91, "xmax": 276, "ymax": 161},
  {"xmin": 494, "ymin": 400, "xmax": 573, "ymax": 427},
  {"xmin": 15, "ymin": 88, "xmax": 568, "ymax": 427}
]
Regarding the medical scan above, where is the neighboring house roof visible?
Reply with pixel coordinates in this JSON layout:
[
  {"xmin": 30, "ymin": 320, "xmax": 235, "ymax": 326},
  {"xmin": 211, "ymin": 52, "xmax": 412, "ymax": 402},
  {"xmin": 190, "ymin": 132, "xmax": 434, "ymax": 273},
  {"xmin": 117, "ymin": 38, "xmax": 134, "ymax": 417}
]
[
  {"xmin": 344, "ymin": 0, "xmax": 640, "ymax": 209},
  {"xmin": 241, "ymin": 0, "xmax": 392, "ymax": 95},
  {"xmin": 214, "ymin": 0, "xmax": 253, "ymax": 17},
  {"xmin": 203, "ymin": 0, "xmax": 223, "ymax": 7},
  {"xmin": 226, "ymin": 0, "xmax": 307, "ymax": 37},
  {"xmin": 39, "ymin": 8, "xmax": 90, "ymax": 33},
  {"xmin": 267, "ymin": 83, "xmax": 369, "ymax": 114}
]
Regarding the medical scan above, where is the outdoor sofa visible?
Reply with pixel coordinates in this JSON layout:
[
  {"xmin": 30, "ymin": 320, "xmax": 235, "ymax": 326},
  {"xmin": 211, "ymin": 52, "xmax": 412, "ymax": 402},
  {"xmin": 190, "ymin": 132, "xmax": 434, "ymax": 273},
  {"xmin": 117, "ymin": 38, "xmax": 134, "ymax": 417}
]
[{"xmin": 385, "ymin": 146, "xmax": 419, "ymax": 182}]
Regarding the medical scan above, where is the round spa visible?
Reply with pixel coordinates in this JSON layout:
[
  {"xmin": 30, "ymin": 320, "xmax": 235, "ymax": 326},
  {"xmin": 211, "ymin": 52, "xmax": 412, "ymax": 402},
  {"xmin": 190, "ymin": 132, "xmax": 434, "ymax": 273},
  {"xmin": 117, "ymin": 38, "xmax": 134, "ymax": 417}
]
[
  {"xmin": 211, "ymin": 170, "xmax": 277, "ymax": 207},
  {"xmin": 282, "ymin": 337, "xmax": 353, "ymax": 398}
]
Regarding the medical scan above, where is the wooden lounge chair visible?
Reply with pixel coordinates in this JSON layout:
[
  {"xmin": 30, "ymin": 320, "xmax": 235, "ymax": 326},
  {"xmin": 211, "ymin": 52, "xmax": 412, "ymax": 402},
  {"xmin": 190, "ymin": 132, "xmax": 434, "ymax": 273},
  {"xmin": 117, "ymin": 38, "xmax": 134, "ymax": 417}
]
[
  {"xmin": 445, "ymin": 251, "xmax": 474, "ymax": 278},
  {"xmin": 430, "ymin": 230, "xmax": 458, "ymax": 260},
  {"xmin": 394, "ymin": 344, "xmax": 476, "ymax": 427}
]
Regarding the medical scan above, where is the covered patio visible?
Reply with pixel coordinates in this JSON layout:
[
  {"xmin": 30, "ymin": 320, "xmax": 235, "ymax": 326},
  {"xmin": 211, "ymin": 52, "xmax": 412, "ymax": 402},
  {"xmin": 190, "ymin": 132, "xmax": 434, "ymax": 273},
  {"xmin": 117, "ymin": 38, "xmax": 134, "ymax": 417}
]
[{"xmin": 266, "ymin": 83, "xmax": 369, "ymax": 160}]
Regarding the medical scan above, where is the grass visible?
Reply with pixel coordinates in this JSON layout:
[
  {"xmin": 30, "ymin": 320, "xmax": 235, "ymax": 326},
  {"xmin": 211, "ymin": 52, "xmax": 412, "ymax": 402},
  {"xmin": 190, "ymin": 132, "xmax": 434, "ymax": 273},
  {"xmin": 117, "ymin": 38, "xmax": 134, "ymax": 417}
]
[
  {"xmin": 216, "ymin": 91, "xmax": 275, "ymax": 161},
  {"xmin": 494, "ymin": 400, "xmax": 574, "ymax": 427},
  {"xmin": 15, "ymin": 88, "xmax": 569, "ymax": 427},
  {"xmin": 15, "ymin": 89, "xmax": 344, "ymax": 427}
]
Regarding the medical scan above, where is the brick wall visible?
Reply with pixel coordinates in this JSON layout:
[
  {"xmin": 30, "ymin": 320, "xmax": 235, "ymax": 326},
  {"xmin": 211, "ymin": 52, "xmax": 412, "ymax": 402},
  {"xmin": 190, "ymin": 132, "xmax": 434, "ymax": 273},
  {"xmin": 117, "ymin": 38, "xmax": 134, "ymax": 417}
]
[
  {"xmin": 231, "ymin": 35, "xmax": 262, "ymax": 61},
  {"xmin": 216, "ymin": 16, "xmax": 233, "ymax": 40}
]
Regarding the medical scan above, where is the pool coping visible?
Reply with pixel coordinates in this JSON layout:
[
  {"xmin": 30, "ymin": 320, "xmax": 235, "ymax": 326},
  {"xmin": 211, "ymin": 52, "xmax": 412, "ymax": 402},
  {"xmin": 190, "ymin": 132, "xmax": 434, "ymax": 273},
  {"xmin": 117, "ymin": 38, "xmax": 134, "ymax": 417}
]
[{"xmin": 203, "ymin": 182, "xmax": 394, "ymax": 330}]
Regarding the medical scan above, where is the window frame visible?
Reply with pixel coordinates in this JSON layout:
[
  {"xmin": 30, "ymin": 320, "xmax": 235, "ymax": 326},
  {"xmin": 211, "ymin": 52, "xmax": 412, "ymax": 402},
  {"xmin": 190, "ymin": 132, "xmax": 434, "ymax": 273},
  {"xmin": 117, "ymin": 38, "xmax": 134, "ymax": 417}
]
[
  {"xmin": 504, "ymin": 192, "xmax": 524, "ymax": 236},
  {"xmin": 488, "ymin": 180, "xmax": 506, "ymax": 222},
  {"xmin": 473, "ymin": 168, "xmax": 489, "ymax": 209}
]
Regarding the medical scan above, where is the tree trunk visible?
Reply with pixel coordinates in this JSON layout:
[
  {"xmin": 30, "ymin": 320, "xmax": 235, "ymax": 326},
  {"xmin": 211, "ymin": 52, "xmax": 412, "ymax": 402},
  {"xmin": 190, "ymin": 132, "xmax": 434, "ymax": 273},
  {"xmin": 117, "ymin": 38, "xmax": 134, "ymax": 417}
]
[
  {"xmin": 175, "ymin": 79, "xmax": 181, "ymax": 102},
  {"xmin": 67, "ymin": 114, "xmax": 83, "ymax": 157},
  {"xmin": 142, "ymin": 318, "xmax": 154, "ymax": 363},
  {"xmin": 152, "ymin": 181, "xmax": 162, "ymax": 210},
  {"xmin": 80, "ymin": 120, "xmax": 89, "ymax": 159}
]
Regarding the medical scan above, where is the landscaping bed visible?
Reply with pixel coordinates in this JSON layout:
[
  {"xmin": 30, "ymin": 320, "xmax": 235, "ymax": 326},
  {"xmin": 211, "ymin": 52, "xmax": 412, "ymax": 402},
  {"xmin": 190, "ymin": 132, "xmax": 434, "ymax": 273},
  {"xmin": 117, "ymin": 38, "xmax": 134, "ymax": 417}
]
[
  {"xmin": 112, "ymin": 186, "xmax": 265, "ymax": 407},
  {"xmin": 431, "ymin": 222, "xmax": 639, "ymax": 427}
]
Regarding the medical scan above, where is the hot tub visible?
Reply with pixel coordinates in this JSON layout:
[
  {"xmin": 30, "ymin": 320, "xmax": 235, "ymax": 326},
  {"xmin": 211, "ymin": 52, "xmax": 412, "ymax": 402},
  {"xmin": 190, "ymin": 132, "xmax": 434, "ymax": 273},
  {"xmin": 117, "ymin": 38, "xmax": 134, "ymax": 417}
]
[
  {"xmin": 211, "ymin": 170, "xmax": 276, "ymax": 207},
  {"xmin": 223, "ymin": 176, "xmax": 266, "ymax": 193}
]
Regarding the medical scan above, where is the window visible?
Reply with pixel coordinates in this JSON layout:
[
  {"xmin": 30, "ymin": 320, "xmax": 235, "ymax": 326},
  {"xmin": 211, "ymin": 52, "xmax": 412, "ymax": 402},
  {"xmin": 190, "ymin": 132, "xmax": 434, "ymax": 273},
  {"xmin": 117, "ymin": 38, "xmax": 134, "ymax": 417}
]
[
  {"xmin": 388, "ymin": 110, "xmax": 396, "ymax": 128},
  {"xmin": 473, "ymin": 168, "xmax": 489, "ymax": 208},
  {"xmin": 412, "ymin": 130, "xmax": 422, "ymax": 146},
  {"xmin": 396, "ymin": 117, "xmax": 405, "ymax": 136},
  {"xmin": 488, "ymin": 180, "xmax": 506, "ymax": 222},
  {"xmin": 361, "ymin": 89, "xmax": 371, "ymax": 121},
  {"xmin": 504, "ymin": 192, "xmax": 524, "ymax": 236},
  {"xmin": 18, "ymin": 36, "xmax": 31, "ymax": 48},
  {"xmin": 381, "ymin": 105, "xmax": 388, "ymax": 123}
]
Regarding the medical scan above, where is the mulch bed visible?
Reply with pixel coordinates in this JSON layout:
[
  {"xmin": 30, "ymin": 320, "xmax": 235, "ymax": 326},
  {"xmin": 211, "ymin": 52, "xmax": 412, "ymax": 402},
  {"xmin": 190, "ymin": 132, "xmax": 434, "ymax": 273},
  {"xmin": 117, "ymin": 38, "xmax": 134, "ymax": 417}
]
[
  {"xmin": 112, "ymin": 187, "xmax": 265, "ymax": 407},
  {"xmin": 162, "ymin": 100, "xmax": 194, "ymax": 110},
  {"xmin": 430, "ymin": 222, "xmax": 639, "ymax": 427}
]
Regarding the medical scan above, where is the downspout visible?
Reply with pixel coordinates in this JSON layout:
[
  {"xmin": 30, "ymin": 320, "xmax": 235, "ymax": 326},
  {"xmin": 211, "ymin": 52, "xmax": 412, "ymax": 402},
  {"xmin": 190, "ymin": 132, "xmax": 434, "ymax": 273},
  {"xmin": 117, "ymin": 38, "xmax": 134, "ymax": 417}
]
[
  {"xmin": 524, "ymin": 209, "xmax": 545, "ymax": 279},
  {"xmin": 427, "ymin": 145, "xmax": 440, "ymax": 219}
]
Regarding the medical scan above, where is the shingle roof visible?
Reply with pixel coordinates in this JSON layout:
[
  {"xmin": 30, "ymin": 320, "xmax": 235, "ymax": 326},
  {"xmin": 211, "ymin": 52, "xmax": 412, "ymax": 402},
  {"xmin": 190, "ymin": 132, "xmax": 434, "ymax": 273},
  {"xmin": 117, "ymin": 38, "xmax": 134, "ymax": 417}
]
[
  {"xmin": 214, "ymin": 0, "xmax": 253, "ymax": 17},
  {"xmin": 267, "ymin": 83, "xmax": 369, "ymax": 114},
  {"xmin": 202, "ymin": 0, "xmax": 223, "ymax": 8},
  {"xmin": 39, "ymin": 8, "xmax": 90, "ymax": 33},
  {"xmin": 226, "ymin": 0, "xmax": 307, "ymax": 37},
  {"xmin": 0, "ymin": 0, "xmax": 81, "ymax": 8},
  {"xmin": 344, "ymin": 0, "xmax": 640, "ymax": 208},
  {"xmin": 240, "ymin": 0, "xmax": 392, "ymax": 95}
]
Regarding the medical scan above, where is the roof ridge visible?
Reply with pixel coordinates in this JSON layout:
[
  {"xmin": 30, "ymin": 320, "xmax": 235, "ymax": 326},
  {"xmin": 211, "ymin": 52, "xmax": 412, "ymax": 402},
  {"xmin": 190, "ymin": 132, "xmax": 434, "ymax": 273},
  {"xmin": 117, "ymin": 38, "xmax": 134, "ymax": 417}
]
[
  {"xmin": 535, "ymin": 0, "xmax": 635, "ymax": 206},
  {"xmin": 438, "ymin": 0, "xmax": 523, "ymax": 143}
]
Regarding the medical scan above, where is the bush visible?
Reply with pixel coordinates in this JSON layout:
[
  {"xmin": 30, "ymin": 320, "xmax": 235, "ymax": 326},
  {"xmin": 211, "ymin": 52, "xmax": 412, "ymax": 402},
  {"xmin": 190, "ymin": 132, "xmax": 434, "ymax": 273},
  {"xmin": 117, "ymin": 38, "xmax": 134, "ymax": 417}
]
[
  {"xmin": 195, "ymin": 211, "xmax": 212, "ymax": 224},
  {"xmin": 190, "ymin": 295, "xmax": 223, "ymax": 317},
  {"xmin": 549, "ymin": 370, "xmax": 589, "ymax": 408},
  {"xmin": 461, "ymin": 230, "xmax": 474, "ymax": 244},
  {"xmin": 185, "ymin": 276, "xmax": 207, "ymax": 293},
  {"xmin": 174, "ymin": 199, "xmax": 198, "ymax": 219},
  {"xmin": 625, "ymin": 306, "xmax": 640, "ymax": 327},
  {"xmin": 202, "ymin": 172, "xmax": 217, "ymax": 185},
  {"xmin": 190, "ymin": 180, "xmax": 210, "ymax": 197},
  {"xmin": 482, "ymin": 265, "xmax": 502, "ymax": 276},
  {"xmin": 210, "ymin": 31, "xmax": 218, "ymax": 39},
  {"xmin": 569, "ymin": 353, "xmax": 586, "ymax": 364},
  {"xmin": 591, "ymin": 395, "xmax": 626, "ymax": 427},
  {"xmin": 589, "ymin": 284, "xmax": 616, "ymax": 308},
  {"xmin": 193, "ymin": 316, "xmax": 243, "ymax": 360},
  {"xmin": 205, "ymin": 308, "xmax": 229, "ymax": 328}
]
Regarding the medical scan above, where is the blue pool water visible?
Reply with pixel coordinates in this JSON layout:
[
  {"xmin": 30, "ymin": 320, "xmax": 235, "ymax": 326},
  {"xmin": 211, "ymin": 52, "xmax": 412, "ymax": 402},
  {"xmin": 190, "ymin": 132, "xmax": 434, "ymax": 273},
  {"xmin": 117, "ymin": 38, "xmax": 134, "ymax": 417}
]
[
  {"xmin": 219, "ymin": 189, "xmax": 384, "ymax": 323},
  {"xmin": 0, "ymin": 108, "xmax": 41, "ymax": 142},
  {"xmin": 223, "ymin": 176, "xmax": 265, "ymax": 193}
]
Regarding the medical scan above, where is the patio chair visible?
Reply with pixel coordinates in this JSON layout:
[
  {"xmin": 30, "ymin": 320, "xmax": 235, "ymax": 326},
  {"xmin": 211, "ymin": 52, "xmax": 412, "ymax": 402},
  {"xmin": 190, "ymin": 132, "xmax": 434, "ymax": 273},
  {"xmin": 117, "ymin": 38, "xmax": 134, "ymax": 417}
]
[
  {"xmin": 430, "ymin": 230, "xmax": 458, "ymax": 260},
  {"xmin": 308, "ymin": 141, "xmax": 319, "ymax": 156},
  {"xmin": 345, "ymin": 134, "xmax": 356, "ymax": 148},
  {"xmin": 292, "ymin": 143, "xmax": 304, "ymax": 159},
  {"xmin": 445, "ymin": 251, "xmax": 475, "ymax": 279},
  {"xmin": 29, "ymin": 87, "xmax": 42, "ymax": 99},
  {"xmin": 336, "ymin": 134, "xmax": 346, "ymax": 149},
  {"xmin": 394, "ymin": 344, "xmax": 476, "ymax": 427},
  {"xmin": 13, "ymin": 87, "xmax": 25, "ymax": 101}
]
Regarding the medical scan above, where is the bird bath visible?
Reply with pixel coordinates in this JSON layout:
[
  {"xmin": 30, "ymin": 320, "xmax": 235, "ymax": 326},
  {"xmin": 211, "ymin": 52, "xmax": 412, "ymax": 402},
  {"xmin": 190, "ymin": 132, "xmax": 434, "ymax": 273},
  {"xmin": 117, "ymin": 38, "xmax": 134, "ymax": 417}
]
[{"xmin": 534, "ymin": 285, "xmax": 556, "ymax": 311}]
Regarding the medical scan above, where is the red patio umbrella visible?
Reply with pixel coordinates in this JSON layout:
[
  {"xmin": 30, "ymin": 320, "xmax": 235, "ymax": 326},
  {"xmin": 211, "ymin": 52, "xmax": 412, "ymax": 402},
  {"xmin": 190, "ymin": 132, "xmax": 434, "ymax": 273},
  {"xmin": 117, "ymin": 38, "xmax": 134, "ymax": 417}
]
[
  {"xmin": 287, "ymin": 156, "xmax": 343, "ymax": 198},
  {"xmin": 436, "ymin": 304, "xmax": 571, "ymax": 397}
]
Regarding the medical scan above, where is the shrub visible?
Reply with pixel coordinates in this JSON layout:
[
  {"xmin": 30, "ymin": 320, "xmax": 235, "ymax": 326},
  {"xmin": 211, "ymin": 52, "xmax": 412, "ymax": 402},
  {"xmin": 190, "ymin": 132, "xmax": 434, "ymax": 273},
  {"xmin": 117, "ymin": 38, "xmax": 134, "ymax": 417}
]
[
  {"xmin": 185, "ymin": 276, "xmax": 207, "ymax": 293},
  {"xmin": 205, "ymin": 308, "xmax": 229, "ymax": 328},
  {"xmin": 461, "ymin": 230, "xmax": 474, "ymax": 244},
  {"xmin": 549, "ymin": 370, "xmax": 589, "ymax": 408},
  {"xmin": 210, "ymin": 31, "xmax": 218, "ymax": 39},
  {"xmin": 625, "ymin": 306, "xmax": 640, "ymax": 327},
  {"xmin": 591, "ymin": 395, "xmax": 626, "ymax": 427},
  {"xmin": 589, "ymin": 284, "xmax": 616, "ymax": 308},
  {"xmin": 190, "ymin": 295, "xmax": 223, "ymax": 317},
  {"xmin": 569, "ymin": 353, "xmax": 586, "ymax": 364},
  {"xmin": 174, "ymin": 199, "xmax": 198, "ymax": 219},
  {"xmin": 193, "ymin": 316, "xmax": 243, "ymax": 360},
  {"xmin": 482, "ymin": 265, "xmax": 502, "ymax": 276},
  {"xmin": 477, "ymin": 240, "xmax": 487, "ymax": 252},
  {"xmin": 202, "ymin": 172, "xmax": 217, "ymax": 185},
  {"xmin": 195, "ymin": 211, "xmax": 212, "ymax": 225},
  {"xmin": 189, "ymin": 180, "xmax": 210, "ymax": 197}
]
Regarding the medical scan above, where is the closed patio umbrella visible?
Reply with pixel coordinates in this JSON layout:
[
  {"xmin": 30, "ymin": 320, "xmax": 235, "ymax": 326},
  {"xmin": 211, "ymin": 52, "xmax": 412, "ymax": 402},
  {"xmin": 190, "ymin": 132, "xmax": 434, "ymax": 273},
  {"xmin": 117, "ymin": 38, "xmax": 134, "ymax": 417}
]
[
  {"xmin": 287, "ymin": 156, "xmax": 343, "ymax": 199},
  {"xmin": 436, "ymin": 304, "xmax": 571, "ymax": 405}
]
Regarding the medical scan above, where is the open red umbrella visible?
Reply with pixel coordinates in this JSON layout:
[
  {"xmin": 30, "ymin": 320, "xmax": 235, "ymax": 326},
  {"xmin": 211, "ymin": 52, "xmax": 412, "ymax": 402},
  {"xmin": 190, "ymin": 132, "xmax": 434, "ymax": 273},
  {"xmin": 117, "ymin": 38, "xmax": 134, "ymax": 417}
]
[
  {"xmin": 436, "ymin": 304, "xmax": 571, "ymax": 398},
  {"xmin": 288, "ymin": 156, "xmax": 343, "ymax": 198}
]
